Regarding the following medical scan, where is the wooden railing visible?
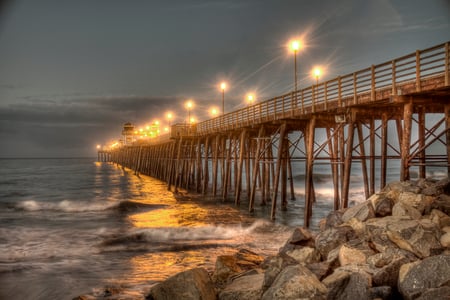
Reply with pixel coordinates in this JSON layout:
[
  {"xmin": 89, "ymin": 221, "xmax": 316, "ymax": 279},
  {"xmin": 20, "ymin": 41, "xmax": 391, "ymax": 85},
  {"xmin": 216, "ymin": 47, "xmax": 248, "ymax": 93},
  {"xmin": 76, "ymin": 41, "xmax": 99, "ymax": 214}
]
[{"xmin": 195, "ymin": 41, "xmax": 449, "ymax": 135}]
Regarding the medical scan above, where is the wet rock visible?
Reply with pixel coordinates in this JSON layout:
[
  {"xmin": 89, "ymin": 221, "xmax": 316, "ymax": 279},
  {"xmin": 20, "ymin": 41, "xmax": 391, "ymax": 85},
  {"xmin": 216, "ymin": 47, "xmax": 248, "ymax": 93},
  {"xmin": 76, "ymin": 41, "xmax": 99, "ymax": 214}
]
[
  {"xmin": 315, "ymin": 226, "xmax": 356, "ymax": 259},
  {"xmin": 386, "ymin": 218, "xmax": 442, "ymax": 258},
  {"xmin": 369, "ymin": 193, "xmax": 394, "ymax": 217},
  {"xmin": 341, "ymin": 201, "xmax": 375, "ymax": 223},
  {"xmin": 392, "ymin": 202, "xmax": 422, "ymax": 220},
  {"xmin": 218, "ymin": 273, "xmax": 264, "ymax": 300},
  {"xmin": 212, "ymin": 255, "xmax": 242, "ymax": 284},
  {"xmin": 147, "ymin": 268, "xmax": 216, "ymax": 300},
  {"xmin": 235, "ymin": 248, "xmax": 264, "ymax": 269},
  {"xmin": 261, "ymin": 264, "xmax": 327, "ymax": 300},
  {"xmin": 261, "ymin": 253, "xmax": 298, "ymax": 290},
  {"xmin": 322, "ymin": 269, "xmax": 372, "ymax": 300},
  {"xmin": 398, "ymin": 255, "xmax": 450, "ymax": 300}
]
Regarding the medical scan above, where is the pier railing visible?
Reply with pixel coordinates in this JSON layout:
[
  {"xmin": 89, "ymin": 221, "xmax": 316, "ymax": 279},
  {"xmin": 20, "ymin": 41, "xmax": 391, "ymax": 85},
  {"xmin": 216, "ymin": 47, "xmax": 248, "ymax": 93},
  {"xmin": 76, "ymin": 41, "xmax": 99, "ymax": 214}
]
[{"xmin": 196, "ymin": 42, "xmax": 449, "ymax": 135}]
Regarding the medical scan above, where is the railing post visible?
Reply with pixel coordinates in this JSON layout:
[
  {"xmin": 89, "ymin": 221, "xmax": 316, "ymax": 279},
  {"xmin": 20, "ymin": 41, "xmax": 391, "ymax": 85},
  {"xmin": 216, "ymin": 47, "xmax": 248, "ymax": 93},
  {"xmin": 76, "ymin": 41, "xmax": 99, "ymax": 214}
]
[
  {"xmin": 301, "ymin": 89, "xmax": 304, "ymax": 113},
  {"xmin": 291, "ymin": 92, "xmax": 295, "ymax": 117},
  {"xmin": 353, "ymin": 72, "xmax": 357, "ymax": 104},
  {"xmin": 324, "ymin": 82, "xmax": 328, "ymax": 110},
  {"xmin": 338, "ymin": 76, "xmax": 342, "ymax": 107},
  {"xmin": 371, "ymin": 64, "xmax": 375, "ymax": 101},
  {"xmin": 445, "ymin": 42, "xmax": 449, "ymax": 86},
  {"xmin": 392, "ymin": 60, "xmax": 397, "ymax": 96},
  {"xmin": 416, "ymin": 50, "xmax": 421, "ymax": 92},
  {"xmin": 312, "ymin": 86, "xmax": 316, "ymax": 113}
]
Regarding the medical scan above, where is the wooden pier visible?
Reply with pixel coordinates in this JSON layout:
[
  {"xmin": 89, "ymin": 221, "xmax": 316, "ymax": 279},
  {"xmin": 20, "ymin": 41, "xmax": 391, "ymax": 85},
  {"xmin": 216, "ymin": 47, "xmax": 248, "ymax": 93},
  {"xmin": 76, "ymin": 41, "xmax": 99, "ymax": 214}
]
[{"xmin": 105, "ymin": 41, "xmax": 450, "ymax": 227}]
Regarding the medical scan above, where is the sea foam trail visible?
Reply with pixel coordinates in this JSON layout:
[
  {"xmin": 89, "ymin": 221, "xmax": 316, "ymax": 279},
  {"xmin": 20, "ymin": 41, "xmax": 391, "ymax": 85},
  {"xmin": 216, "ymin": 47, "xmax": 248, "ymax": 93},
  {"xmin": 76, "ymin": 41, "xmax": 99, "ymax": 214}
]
[{"xmin": 15, "ymin": 200, "xmax": 157, "ymax": 213}]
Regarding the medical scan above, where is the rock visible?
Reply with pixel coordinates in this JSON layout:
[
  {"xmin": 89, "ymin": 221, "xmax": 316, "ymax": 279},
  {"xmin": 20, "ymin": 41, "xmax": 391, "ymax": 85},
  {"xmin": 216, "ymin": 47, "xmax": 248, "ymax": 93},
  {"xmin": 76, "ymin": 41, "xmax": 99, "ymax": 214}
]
[
  {"xmin": 430, "ymin": 209, "xmax": 450, "ymax": 228},
  {"xmin": 235, "ymin": 248, "xmax": 264, "ymax": 269},
  {"xmin": 384, "ymin": 181, "xmax": 421, "ymax": 195},
  {"xmin": 398, "ymin": 254, "xmax": 450, "ymax": 300},
  {"xmin": 386, "ymin": 218, "xmax": 442, "ymax": 258},
  {"xmin": 218, "ymin": 273, "xmax": 264, "ymax": 300},
  {"xmin": 212, "ymin": 255, "xmax": 242, "ymax": 284},
  {"xmin": 370, "ymin": 286, "xmax": 393, "ymax": 300},
  {"xmin": 261, "ymin": 264, "xmax": 327, "ymax": 300},
  {"xmin": 416, "ymin": 286, "xmax": 450, "ymax": 300},
  {"xmin": 342, "ymin": 201, "xmax": 375, "ymax": 223},
  {"xmin": 261, "ymin": 253, "xmax": 298, "ymax": 290},
  {"xmin": 285, "ymin": 247, "xmax": 321, "ymax": 264},
  {"xmin": 398, "ymin": 192, "xmax": 426, "ymax": 213},
  {"xmin": 371, "ymin": 256, "xmax": 409, "ymax": 287},
  {"xmin": 392, "ymin": 202, "xmax": 422, "ymax": 220},
  {"xmin": 306, "ymin": 261, "xmax": 332, "ymax": 281},
  {"xmin": 369, "ymin": 193, "xmax": 394, "ymax": 217},
  {"xmin": 279, "ymin": 227, "xmax": 315, "ymax": 254},
  {"xmin": 147, "ymin": 268, "xmax": 216, "ymax": 300},
  {"xmin": 323, "ymin": 210, "xmax": 344, "ymax": 229},
  {"xmin": 440, "ymin": 232, "xmax": 450, "ymax": 248},
  {"xmin": 365, "ymin": 216, "xmax": 409, "ymax": 252},
  {"xmin": 315, "ymin": 226, "xmax": 356, "ymax": 259},
  {"xmin": 322, "ymin": 269, "xmax": 372, "ymax": 300},
  {"xmin": 417, "ymin": 178, "xmax": 443, "ymax": 196},
  {"xmin": 432, "ymin": 194, "xmax": 450, "ymax": 215},
  {"xmin": 338, "ymin": 244, "xmax": 367, "ymax": 266},
  {"xmin": 342, "ymin": 217, "xmax": 365, "ymax": 237}
]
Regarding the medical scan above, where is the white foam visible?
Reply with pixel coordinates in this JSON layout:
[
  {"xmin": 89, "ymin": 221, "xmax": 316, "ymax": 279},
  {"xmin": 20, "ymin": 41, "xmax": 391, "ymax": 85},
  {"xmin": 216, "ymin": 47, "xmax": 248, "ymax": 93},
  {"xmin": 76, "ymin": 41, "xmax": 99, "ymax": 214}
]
[{"xmin": 16, "ymin": 199, "xmax": 118, "ymax": 212}]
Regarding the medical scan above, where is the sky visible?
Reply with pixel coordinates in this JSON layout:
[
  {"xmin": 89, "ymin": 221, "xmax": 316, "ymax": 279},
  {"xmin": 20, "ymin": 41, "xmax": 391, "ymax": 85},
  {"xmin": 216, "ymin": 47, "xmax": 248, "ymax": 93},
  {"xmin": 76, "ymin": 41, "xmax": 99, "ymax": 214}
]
[{"xmin": 0, "ymin": 0, "xmax": 449, "ymax": 157}]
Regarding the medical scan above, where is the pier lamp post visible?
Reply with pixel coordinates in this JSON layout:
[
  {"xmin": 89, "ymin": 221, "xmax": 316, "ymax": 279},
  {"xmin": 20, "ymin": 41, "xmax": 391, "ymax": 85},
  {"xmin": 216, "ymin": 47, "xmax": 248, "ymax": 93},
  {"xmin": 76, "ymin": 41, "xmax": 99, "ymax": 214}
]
[
  {"xmin": 290, "ymin": 40, "xmax": 302, "ymax": 92},
  {"xmin": 166, "ymin": 112, "xmax": 173, "ymax": 134},
  {"xmin": 220, "ymin": 82, "xmax": 227, "ymax": 115},
  {"xmin": 312, "ymin": 67, "xmax": 322, "ymax": 112},
  {"xmin": 210, "ymin": 107, "xmax": 219, "ymax": 117},
  {"xmin": 185, "ymin": 100, "xmax": 193, "ymax": 124},
  {"xmin": 313, "ymin": 67, "xmax": 322, "ymax": 85},
  {"xmin": 246, "ymin": 93, "xmax": 255, "ymax": 105}
]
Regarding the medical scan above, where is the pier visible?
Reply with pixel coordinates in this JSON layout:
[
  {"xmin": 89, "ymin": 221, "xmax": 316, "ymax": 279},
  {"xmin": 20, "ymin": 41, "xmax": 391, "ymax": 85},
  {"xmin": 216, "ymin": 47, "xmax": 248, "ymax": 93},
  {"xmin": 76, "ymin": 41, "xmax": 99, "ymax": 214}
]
[{"xmin": 104, "ymin": 41, "xmax": 450, "ymax": 227}]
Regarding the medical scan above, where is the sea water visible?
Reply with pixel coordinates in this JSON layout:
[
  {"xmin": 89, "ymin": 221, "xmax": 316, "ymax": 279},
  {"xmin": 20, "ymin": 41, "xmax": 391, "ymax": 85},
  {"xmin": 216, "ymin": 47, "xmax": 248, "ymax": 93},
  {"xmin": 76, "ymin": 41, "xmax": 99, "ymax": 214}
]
[{"xmin": 1, "ymin": 157, "xmax": 442, "ymax": 299}]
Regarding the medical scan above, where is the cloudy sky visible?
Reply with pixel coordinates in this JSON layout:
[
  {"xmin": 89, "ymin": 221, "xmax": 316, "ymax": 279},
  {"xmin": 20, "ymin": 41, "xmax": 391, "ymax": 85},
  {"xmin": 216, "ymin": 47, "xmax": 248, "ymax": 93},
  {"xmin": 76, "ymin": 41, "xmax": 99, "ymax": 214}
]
[{"xmin": 0, "ymin": 0, "xmax": 449, "ymax": 157}]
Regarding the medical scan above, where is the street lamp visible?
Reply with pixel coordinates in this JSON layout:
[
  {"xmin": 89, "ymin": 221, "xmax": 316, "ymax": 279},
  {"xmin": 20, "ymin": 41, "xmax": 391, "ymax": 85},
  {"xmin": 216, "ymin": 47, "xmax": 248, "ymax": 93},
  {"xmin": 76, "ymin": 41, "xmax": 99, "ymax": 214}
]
[
  {"xmin": 220, "ymin": 82, "xmax": 227, "ymax": 115},
  {"xmin": 246, "ymin": 93, "xmax": 255, "ymax": 105},
  {"xmin": 185, "ymin": 100, "xmax": 193, "ymax": 124},
  {"xmin": 210, "ymin": 107, "xmax": 219, "ymax": 117},
  {"xmin": 289, "ymin": 40, "xmax": 302, "ymax": 92},
  {"xmin": 312, "ymin": 67, "xmax": 322, "ymax": 85}
]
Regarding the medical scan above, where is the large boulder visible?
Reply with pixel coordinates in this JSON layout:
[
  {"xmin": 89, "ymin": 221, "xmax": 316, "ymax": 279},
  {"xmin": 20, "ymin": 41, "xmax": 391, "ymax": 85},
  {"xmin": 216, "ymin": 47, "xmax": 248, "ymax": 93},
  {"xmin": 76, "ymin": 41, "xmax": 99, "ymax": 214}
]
[
  {"xmin": 392, "ymin": 202, "xmax": 422, "ymax": 220},
  {"xmin": 315, "ymin": 226, "xmax": 356, "ymax": 259},
  {"xmin": 338, "ymin": 244, "xmax": 367, "ymax": 266},
  {"xmin": 261, "ymin": 253, "xmax": 298, "ymax": 290},
  {"xmin": 322, "ymin": 269, "xmax": 372, "ymax": 300},
  {"xmin": 398, "ymin": 192, "xmax": 426, "ymax": 214},
  {"xmin": 147, "ymin": 268, "xmax": 216, "ymax": 300},
  {"xmin": 212, "ymin": 255, "xmax": 242, "ymax": 284},
  {"xmin": 341, "ymin": 201, "xmax": 375, "ymax": 223},
  {"xmin": 432, "ymin": 194, "xmax": 450, "ymax": 215},
  {"xmin": 218, "ymin": 273, "xmax": 264, "ymax": 300},
  {"xmin": 429, "ymin": 209, "xmax": 450, "ymax": 228},
  {"xmin": 261, "ymin": 264, "xmax": 327, "ymax": 300},
  {"xmin": 285, "ymin": 247, "xmax": 321, "ymax": 265},
  {"xmin": 398, "ymin": 254, "xmax": 450, "ymax": 300},
  {"xmin": 385, "ymin": 218, "xmax": 442, "ymax": 258},
  {"xmin": 365, "ymin": 216, "xmax": 408, "ymax": 252},
  {"xmin": 279, "ymin": 227, "xmax": 315, "ymax": 254}
]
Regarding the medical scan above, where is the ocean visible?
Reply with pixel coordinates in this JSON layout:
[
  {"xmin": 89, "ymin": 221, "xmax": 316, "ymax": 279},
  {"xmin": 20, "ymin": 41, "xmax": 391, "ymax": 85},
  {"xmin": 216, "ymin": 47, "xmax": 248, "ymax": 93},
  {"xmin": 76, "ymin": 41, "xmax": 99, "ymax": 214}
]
[{"xmin": 0, "ymin": 157, "xmax": 443, "ymax": 299}]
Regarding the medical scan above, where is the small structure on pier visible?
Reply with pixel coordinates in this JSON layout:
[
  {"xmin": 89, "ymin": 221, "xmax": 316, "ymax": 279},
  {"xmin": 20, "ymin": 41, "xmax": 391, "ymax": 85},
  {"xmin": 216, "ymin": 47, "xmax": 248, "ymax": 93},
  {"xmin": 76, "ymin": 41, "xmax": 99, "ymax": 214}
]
[{"xmin": 122, "ymin": 122, "xmax": 135, "ymax": 145}]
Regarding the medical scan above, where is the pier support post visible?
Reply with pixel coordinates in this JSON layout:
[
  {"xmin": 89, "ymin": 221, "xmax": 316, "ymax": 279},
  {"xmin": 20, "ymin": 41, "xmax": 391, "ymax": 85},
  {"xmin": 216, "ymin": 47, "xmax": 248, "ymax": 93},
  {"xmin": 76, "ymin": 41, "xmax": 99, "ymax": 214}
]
[
  {"xmin": 342, "ymin": 120, "xmax": 355, "ymax": 209},
  {"xmin": 400, "ymin": 100, "xmax": 413, "ymax": 181},
  {"xmin": 304, "ymin": 117, "xmax": 316, "ymax": 227},
  {"xmin": 249, "ymin": 126, "xmax": 264, "ymax": 212},
  {"xmin": 271, "ymin": 123, "xmax": 287, "ymax": 220},
  {"xmin": 446, "ymin": 104, "xmax": 450, "ymax": 177},
  {"xmin": 235, "ymin": 129, "xmax": 247, "ymax": 205}
]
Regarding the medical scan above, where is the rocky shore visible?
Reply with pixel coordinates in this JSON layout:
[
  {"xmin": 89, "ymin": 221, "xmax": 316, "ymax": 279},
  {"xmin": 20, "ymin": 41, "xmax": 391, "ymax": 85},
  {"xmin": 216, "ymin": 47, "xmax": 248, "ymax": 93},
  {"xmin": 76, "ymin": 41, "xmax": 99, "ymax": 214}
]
[{"xmin": 76, "ymin": 179, "xmax": 450, "ymax": 300}]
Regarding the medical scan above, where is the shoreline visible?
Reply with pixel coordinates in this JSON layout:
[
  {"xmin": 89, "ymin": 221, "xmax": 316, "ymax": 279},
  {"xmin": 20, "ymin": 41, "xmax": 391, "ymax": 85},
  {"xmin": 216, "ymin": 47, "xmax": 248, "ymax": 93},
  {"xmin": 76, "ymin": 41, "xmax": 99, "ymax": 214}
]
[{"xmin": 76, "ymin": 178, "xmax": 450, "ymax": 299}]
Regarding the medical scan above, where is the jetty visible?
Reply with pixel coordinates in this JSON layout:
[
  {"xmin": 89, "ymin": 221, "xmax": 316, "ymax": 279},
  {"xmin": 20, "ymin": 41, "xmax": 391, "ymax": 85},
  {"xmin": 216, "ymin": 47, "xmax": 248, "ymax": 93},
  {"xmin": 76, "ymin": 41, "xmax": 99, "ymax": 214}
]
[{"xmin": 102, "ymin": 41, "xmax": 450, "ymax": 227}]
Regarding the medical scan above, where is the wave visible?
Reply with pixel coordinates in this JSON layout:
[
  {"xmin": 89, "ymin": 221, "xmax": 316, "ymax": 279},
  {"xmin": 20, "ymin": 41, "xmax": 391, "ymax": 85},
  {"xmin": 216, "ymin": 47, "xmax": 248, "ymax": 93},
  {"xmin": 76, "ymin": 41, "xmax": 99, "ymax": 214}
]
[
  {"xmin": 101, "ymin": 220, "xmax": 272, "ymax": 247},
  {"xmin": 14, "ymin": 200, "xmax": 162, "ymax": 213}
]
